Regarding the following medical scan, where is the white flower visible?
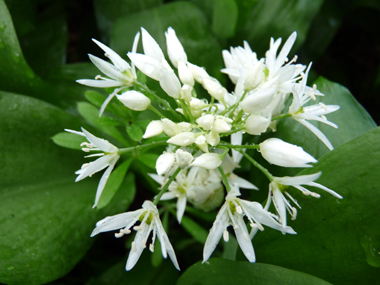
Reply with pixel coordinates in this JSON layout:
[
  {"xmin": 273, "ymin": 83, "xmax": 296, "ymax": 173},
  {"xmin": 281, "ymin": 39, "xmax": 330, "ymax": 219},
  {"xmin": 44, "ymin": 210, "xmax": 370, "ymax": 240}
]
[
  {"xmin": 65, "ymin": 128, "xmax": 120, "ymax": 208},
  {"xmin": 245, "ymin": 114, "xmax": 271, "ymax": 135},
  {"xmin": 167, "ymin": 132, "xmax": 196, "ymax": 146},
  {"xmin": 289, "ymin": 63, "xmax": 340, "ymax": 150},
  {"xmin": 267, "ymin": 172, "xmax": 343, "ymax": 228},
  {"xmin": 77, "ymin": 34, "xmax": 140, "ymax": 116},
  {"xmin": 91, "ymin": 200, "xmax": 179, "ymax": 271},
  {"xmin": 175, "ymin": 149, "xmax": 194, "ymax": 168},
  {"xmin": 165, "ymin": 27, "xmax": 187, "ymax": 68},
  {"xmin": 156, "ymin": 152, "xmax": 177, "ymax": 176},
  {"xmin": 190, "ymin": 153, "xmax": 222, "ymax": 170},
  {"xmin": 128, "ymin": 28, "xmax": 181, "ymax": 99},
  {"xmin": 259, "ymin": 138, "xmax": 317, "ymax": 168},
  {"xmin": 203, "ymin": 186, "xmax": 296, "ymax": 263},
  {"xmin": 116, "ymin": 90, "xmax": 151, "ymax": 111},
  {"xmin": 143, "ymin": 120, "xmax": 164, "ymax": 139}
]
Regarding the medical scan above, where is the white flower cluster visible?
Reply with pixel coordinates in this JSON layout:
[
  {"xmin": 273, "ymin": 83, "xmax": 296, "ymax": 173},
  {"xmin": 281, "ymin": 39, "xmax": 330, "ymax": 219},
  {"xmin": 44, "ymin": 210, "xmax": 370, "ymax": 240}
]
[{"xmin": 68, "ymin": 27, "xmax": 342, "ymax": 271}]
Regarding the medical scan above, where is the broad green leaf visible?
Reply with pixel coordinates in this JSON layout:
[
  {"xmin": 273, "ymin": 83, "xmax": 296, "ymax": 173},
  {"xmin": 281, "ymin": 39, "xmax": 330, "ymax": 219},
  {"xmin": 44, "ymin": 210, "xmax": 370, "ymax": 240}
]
[
  {"xmin": 237, "ymin": 0, "xmax": 324, "ymax": 56},
  {"xmin": 77, "ymin": 101, "xmax": 129, "ymax": 146},
  {"xmin": 85, "ymin": 90, "xmax": 107, "ymax": 108},
  {"xmin": 252, "ymin": 127, "xmax": 380, "ymax": 284},
  {"xmin": 276, "ymin": 77, "xmax": 376, "ymax": 164},
  {"xmin": 0, "ymin": 0, "xmax": 56, "ymax": 104},
  {"xmin": 110, "ymin": 1, "xmax": 224, "ymax": 82},
  {"xmin": 97, "ymin": 159, "xmax": 134, "ymax": 209},
  {"xmin": 126, "ymin": 123, "xmax": 144, "ymax": 142},
  {"xmin": 86, "ymin": 248, "xmax": 180, "ymax": 285},
  {"xmin": 93, "ymin": 0, "xmax": 163, "ymax": 42},
  {"xmin": 212, "ymin": 0, "xmax": 238, "ymax": 39},
  {"xmin": 181, "ymin": 216, "xmax": 208, "ymax": 244},
  {"xmin": 0, "ymin": 92, "xmax": 134, "ymax": 285},
  {"xmin": 138, "ymin": 153, "xmax": 159, "ymax": 169},
  {"xmin": 51, "ymin": 132, "xmax": 85, "ymax": 151},
  {"xmin": 178, "ymin": 259, "xmax": 332, "ymax": 285}
]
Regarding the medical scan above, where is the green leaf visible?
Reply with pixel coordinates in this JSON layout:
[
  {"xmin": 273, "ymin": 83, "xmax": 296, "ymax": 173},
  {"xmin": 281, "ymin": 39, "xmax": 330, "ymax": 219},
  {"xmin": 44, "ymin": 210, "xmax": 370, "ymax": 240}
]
[
  {"xmin": 110, "ymin": 1, "xmax": 224, "ymax": 82},
  {"xmin": 252, "ymin": 127, "xmax": 380, "ymax": 284},
  {"xmin": 51, "ymin": 132, "xmax": 85, "ymax": 151},
  {"xmin": 0, "ymin": 92, "xmax": 134, "ymax": 285},
  {"xmin": 212, "ymin": 0, "xmax": 238, "ymax": 39},
  {"xmin": 93, "ymin": 0, "xmax": 163, "ymax": 42},
  {"xmin": 276, "ymin": 77, "xmax": 377, "ymax": 163},
  {"xmin": 97, "ymin": 159, "xmax": 134, "ymax": 209},
  {"xmin": 181, "ymin": 216, "xmax": 208, "ymax": 244},
  {"xmin": 126, "ymin": 123, "xmax": 144, "ymax": 142},
  {"xmin": 85, "ymin": 90, "xmax": 107, "ymax": 108},
  {"xmin": 138, "ymin": 153, "xmax": 159, "ymax": 169},
  {"xmin": 238, "ymin": 0, "xmax": 324, "ymax": 56},
  {"xmin": 178, "ymin": 259, "xmax": 332, "ymax": 285},
  {"xmin": 77, "ymin": 101, "xmax": 129, "ymax": 146}
]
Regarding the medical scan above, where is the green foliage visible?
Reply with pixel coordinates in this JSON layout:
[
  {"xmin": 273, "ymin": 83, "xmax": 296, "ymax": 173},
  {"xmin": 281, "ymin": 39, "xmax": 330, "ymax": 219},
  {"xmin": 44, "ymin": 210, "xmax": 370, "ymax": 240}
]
[
  {"xmin": 251, "ymin": 127, "xmax": 380, "ymax": 284},
  {"xmin": 178, "ymin": 259, "xmax": 332, "ymax": 285},
  {"xmin": 51, "ymin": 132, "xmax": 85, "ymax": 151}
]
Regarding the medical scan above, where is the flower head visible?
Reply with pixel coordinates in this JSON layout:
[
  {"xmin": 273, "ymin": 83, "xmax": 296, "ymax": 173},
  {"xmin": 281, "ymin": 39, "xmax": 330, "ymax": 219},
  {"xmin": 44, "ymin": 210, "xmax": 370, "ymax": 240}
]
[
  {"xmin": 65, "ymin": 128, "xmax": 120, "ymax": 208},
  {"xmin": 203, "ymin": 186, "xmax": 296, "ymax": 263},
  {"xmin": 91, "ymin": 201, "xmax": 179, "ymax": 271},
  {"xmin": 77, "ymin": 34, "xmax": 140, "ymax": 116},
  {"xmin": 267, "ymin": 172, "xmax": 343, "ymax": 228}
]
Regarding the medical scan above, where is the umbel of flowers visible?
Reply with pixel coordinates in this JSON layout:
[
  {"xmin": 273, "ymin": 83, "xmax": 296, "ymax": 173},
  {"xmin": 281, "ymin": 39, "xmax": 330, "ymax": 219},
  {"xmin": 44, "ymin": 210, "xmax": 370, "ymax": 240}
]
[{"xmin": 64, "ymin": 27, "xmax": 342, "ymax": 271}]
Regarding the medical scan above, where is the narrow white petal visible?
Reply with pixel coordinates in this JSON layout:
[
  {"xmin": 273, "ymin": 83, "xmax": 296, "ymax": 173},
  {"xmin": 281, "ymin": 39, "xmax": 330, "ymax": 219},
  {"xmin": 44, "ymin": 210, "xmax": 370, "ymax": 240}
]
[
  {"xmin": 274, "ymin": 172, "xmax": 322, "ymax": 186},
  {"xmin": 143, "ymin": 120, "xmax": 163, "ymax": 139},
  {"xmin": 93, "ymin": 159, "xmax": 118, "ymax": 208},
  {"xmin": 148, "ymin": 173, "xmax": 165, "ymax": 185},
  {"xmin": 75, "ymin": 155, "xmax": 113, "ymax": 181},
  {"xmin": 176, "ymin": 196, "xmax": 187, "ymax": 223},
  {"xmin": 81, "ymin": 128, "xmax": 117, "ymax": 153},
  {"xmin": 141, "ymin": 28, "xmax": 164, "ymax": 61},
  {"xmin": 232, "ymin": 214, "xmax": 256, "ymax": 262},
  {"xmin": 274, "ymin": 32, "xmax": 297, "ymax": 73},
  {"xmin": 295, "ymin": 119, "xmax": 334, "ymax": 150},
  {"xmin": 306, "ymin": 182, "xmax": 343, "ymax": 199},
  {"xmin": 92, "ymin": 39, "xmax": 131, "ymax": 71},
  {"xmin": 88, "ymin": 54, "xmax": 128, "ymax": 82},
  {"xmin": 127, "ymin": 53, "xmax": 162, "ymax": 81},
  {"xmin": 76, "ymin": 79, "xmax": 123, "ymax": 88},
  {"xmin": 190, "ymin": 153, "xmax": 222, "ymax": 170},
  {"xmin": 203, "ymin": 204, "xmax": 229, "ymax": 262},
  {"xmin": 126, "ymin": 228, "xmax": 149, "ymax": 271},
  {"xmin": 65, "ymin": 129, "xmax": 85, "ymax": 137},
  {"xmin": 272, "ymin": 189, "xmax": 287, "ymax": 228},
  {"xmin": 160, "ymin": 192, "xmax": 177, "ymax": 201},
  {"xmin": 230, "ymin": 176, "xmax": 258, "ymax": 190}
]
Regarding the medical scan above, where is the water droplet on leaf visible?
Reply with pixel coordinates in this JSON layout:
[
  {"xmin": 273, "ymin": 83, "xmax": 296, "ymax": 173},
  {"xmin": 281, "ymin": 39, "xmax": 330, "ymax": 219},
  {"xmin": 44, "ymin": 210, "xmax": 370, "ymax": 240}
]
[{"xmin": 360, "ymin": 235, "xmax": 380, "ymax": 268}]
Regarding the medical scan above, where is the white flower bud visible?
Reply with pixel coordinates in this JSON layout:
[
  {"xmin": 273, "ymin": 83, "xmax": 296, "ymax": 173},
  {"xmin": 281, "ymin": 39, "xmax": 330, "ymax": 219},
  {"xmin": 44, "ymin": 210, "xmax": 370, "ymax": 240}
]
[
  {"xmin": 160, "ymin": 69, "xmax": 181, "ymax": 98},
  {"xmin": 205, "ymin": 131, "xmax": 220, "ymax": 146},
  {"xmin": 143, "ymin": 120, "xmax": 163, "ymax": 139},
  {"xmin": 212, "ymin": 118, "xmax": 231, "ymax": 133},
  {"xmin": 187, "ymin": 62, "xmax": 209, "ymax": 84},
  {"xmin": 180, "ymin": 84, "xmax": 193, "ymax": 102},
  {"xmin": 175, "ymin": 149, "xmax": 193, "ymax": 168},
  {"xmin": 177, "ymin": 122, "xmax": 192, "ymax": 132},
  {"xmin": 167, "ymin": 132, "xmax": 196, "ymax": 146},
  {"xmin": 178, "ymin": 61, "xmax": 194, "ymax": 86},
  {"xmin": 196, "ymin": 114, "xmax": 215, "ymax": 131},
  {"xmin": 162, "ymin": 119, "xmax": 180, "ymax": 137},
  {"xmin": 165, "ymin": 27, "xmax": 187, "ymax": 68},
  {"xmin": 127, "ymin": 53, "xmax": 162, "ymax": 81},
  {"xmin": 259, "ymin": 138, "xmax": 317, "ymax": 168},
  {"xmin": 202, "ymin": 77, "xmax": 227, "ymax": 101},
  {"xmin": 190, "ymin": 98, "xmax": 206, "ymax": 118},
  {"xmin": 190, "ymin": 153, "xmax": 222, "ymax": 170},
  {"xmin": 156, "ymin": 152, "xmax": 175, "ymax": 175},
  {"xmin": 245, "ymin": 114, "xmax": 270, "ymax": 135},
  {"xmin": 116, "ymin": 90, "xmax": 151, "ymax": 111},
  {"xmin": 240, "ymin": 88, "xmax": 277, "ymax": 114},
  {"xmin": 195, "ymin": 135, "xmax": 208, "ymax": 153}
]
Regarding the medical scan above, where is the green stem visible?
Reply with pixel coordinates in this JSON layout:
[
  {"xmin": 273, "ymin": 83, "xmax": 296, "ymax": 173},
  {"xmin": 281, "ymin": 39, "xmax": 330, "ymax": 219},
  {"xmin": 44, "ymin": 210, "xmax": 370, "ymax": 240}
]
[
  {"xmin": 218, "ymin": 166, "xmax": 231, "ymax": 193},
  {"xmin": 232, "ymin": 110, "xmax": 244, "ymax": 124},
  {"xmin": 119, "ymin": 140, "xmax": 167, "ymax": 155},
  {"xmin": 148, "ymin": 105, "xmax": 165, "ymax": 118},
  {"xmin": 135, "ymin": 81, "xmax": 183, "ymax": 121},
  {"xmin": 220, "ymin": 127, "xmax": 245, "ymax": 137},
  {"xmin": 272, "ymin": 113, "xmax": 291, "ymax": 121},
  {"xmin": 179, "ymin": 99, "xmax": 195, "ymax": 124},
  {"xmin": 219, "ymin": 142, "xmax": 259, "ymax": 149},
  {"xmin": 153, "ymin": 167, "xmax": 181, "ymax": 205},
  {"xmin": 239, "ymin": 150, "xmax": 274, "ymax": 182}
]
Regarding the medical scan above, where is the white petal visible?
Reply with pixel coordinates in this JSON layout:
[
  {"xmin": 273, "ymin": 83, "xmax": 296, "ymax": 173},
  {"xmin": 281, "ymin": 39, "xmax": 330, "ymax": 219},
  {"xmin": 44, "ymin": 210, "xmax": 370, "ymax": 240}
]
[
  {"xmin": 240, "ymin": 88, "xmax": 277, "ymax": 114},
  {"xmin": 203, "ymin": 204, "xmax": 229, "ymax": 262},
  {"xmin": 143, "ymin": 120, "xmax": 163, "ymax": 139},
  {"xmin": 232, "ymin": 214, "xmax": 256, "ymax": 262},
  {"xmin": 274, "ymin": 172, "xmax": 322, "ymax": 186},
  {"xmin": 274, "ymin": 32, "xmax": 297, "ymax": 74},
  {"xmin": 190, "ymin": 153, "xmax": 222, "ymax": 170},
  {"xmin": 126, "ymin": 226, "xmax": 149, "ymax": 271},
  {"xmin": 165, "ymin": 27, "xmax": 187, "ymax": 68},
  {"xmin": 93, "ymin": 158, "xmax": 118, "ymax": 208},
  {"xmin": 230, "ymin": 176, "xmax": 258, "ymax": 190},
  {"xmin": 141, "ymin": 28, "xmax": 164, "ymax": 61},
  {"xmin": 160, "ymin": 69, "xmax": 181, "ymax": 98},
  {"xmin": 88, "ymin": 54, "xmax": 128, "ymax": 82},
  {"xmin": 92, "ymin": 39, "xmax": 131, "ymax": 71},
  {"xmin": 160, "ymin": 192, "xmax": 177, "ymax": 201},
  {"xmin": 167, "ymin": 132, "xmax": 196, "ymax": 146},
  {"xmin": 117, "ymin": 90, "xmax": 151, "ymax": 111},
  {"xmin": 81, "ymin": 128, "xmax": 117, "ymax": 153},
  {"xmin": 272, "ymin": 188, "xmax": 287, "ymax": 228},
  {"xmin": 156, "ymin": 153, "xmax": 176, "ymax": 175},
  {"xmin": 306, "ymin": 182, "xmax": 343, "ymax": 199},
  {"xmin": 295, "ymin": 119, "xmax": 334, "ymax": 150},
  {"xmin": 148, "ymin": 173, "xmax": 165, "ymax": 185},
  {"xmin": 176, "ymin": 196, "xmax": 187, "ymax": 223},
  {"xmin": 75, "ymin": 155, "xmax": 113, "ymax": 181},
  {"xmin": 76, "ymin": 79, "xmax": 123, "ymax": 88},
  {"xmin": 127, "ymin": 53, "xmax": 162, "ymax": 81}
]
